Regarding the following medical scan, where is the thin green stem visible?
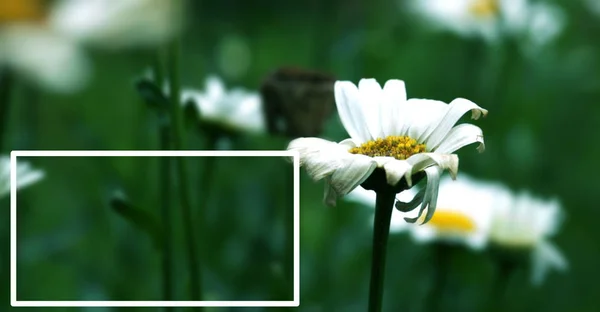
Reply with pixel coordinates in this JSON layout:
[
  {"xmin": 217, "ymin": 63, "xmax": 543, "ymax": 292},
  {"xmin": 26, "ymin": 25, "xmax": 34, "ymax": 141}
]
[
  {"xmin": 489, "ymin": 259, "xmax": 515, "ymax": 312},
  {"xmin": 0, "ymin": 69, "xmax": 14, "ymax": 152},
  {"xmin": 423, "ymin": 243, "xmax": 450, "ymax": 312},
  {"xmin": 159, "ymin": 122, "xmax": 174, "ymax": 307},
  {"xmin": 283, "ymin": 167, "xmax": 294, "ymax": 287},
  {"xmin": 157, "ymin": 51, "xmax": 173, "ymax": 309},
  {"xmin": 196, "ymin": 133, "xmax": 217, "ymax": 254},
  {"xmin": 368, "ymin": 189, "xmax": 396, "ymax": 312},
  {"xmin": 166, "ymin": 39, "xmax": 202, "ymax": 302}
]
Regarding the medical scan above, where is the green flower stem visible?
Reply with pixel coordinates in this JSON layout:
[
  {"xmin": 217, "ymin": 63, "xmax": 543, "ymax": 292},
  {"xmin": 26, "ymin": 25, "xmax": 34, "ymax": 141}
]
[
  {"xmin": 424, "ymin": 243, "xmax": 451, "ymax": 312},
  {"xmin": 489, "ymin": 259, "xmax": 516, "ymax": 312},
  {"xmin": 155, "ymin": 54, "xmax": 174, "ymax": 309},
  {"xmin": 368, "ymin": 189, "xmax": 396, "ymax": 312},
  {"xmin": 196, "ymin": 133, "xmax": 217, "ymax": 254},
  {"xmin": 284, "ymin": 167, "xmax": 294, "ymax": 285},
  {"xmin": 0, "ymin": 69, "xmax": 14, "ymax": 152},
  {"xmin": 159, "ymin": 122, "xmax": 174, "ymax": 306},
  {"xmin": 166, "ymin": 39, "xmax": 202, "ymax": 302}
]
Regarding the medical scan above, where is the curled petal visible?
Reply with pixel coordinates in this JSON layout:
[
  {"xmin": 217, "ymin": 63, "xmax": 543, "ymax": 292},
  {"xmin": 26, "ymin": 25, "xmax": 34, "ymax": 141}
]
[
  {"xmin": 433, "ymin": 124, "xmax": 485, "ymax": 154},
  {"xmin": 405, "ymin": 153, "xmax": 458, "ymax": 186},
  {"xmin": 424, "ymin": 98, "xmax": 488, "ymax": 149},
  {"xmin": 404, "ymin": 166, "xmax": 441, "ymax": 225},
  {"xmin": 395, "ymin": 188, "xmax": 426, "ymax": 212}
]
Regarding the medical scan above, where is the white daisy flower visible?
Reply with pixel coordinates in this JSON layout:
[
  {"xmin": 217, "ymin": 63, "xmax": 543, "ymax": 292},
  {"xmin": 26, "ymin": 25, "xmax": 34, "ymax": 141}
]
[
  {"xmin": 0, "ymin": 0, "xmax": 90, "ymax": 93},
  {"xmin": 0, "ymin": 156, "xmax": 45, "ymax": 198},
  {"xmin": 410, "ymin": 0, "xmax": 565, "ymax": 46},
  {"xmin": 489, "ymin": 191, "xmax": 567, "ymax": 285},
  {"xmin": 289, "ymin": 78, "xmax": 487, "ymax": 224},
  {"xmin": 181, "ymin": 76, "xmax": 266, "ymax": 134},
  {"xmin": 48, "ymin": 0, "xmax": 181, "ymax": 50}
]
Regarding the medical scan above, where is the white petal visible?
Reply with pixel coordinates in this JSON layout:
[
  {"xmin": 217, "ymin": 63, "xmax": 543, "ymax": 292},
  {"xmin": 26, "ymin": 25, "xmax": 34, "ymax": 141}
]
[
  {"xmin": 50, "ymin": 0, "xmax": 180, "ymax": 49},
  {"xmin": 402, "ymin": 99, "xmax": 447, "ymax": 142},
  {"xmin": 0, "ymin": 25, "xmax": 90, "ymax": 93},
  {"xmin": 531, "ymin": 240, "xmax": 568, "ymax": 286},
  {"xmin": 334, "ymin": 81, "xmax": 371, "ymax": 143},
  {"xmin": 382, "ymin": 159, "xmax": 411, "ymax": 186},
  {"xmin": 323, "ymin": 179, "xmax": 339, "ymax": 207},
  {"xmin": 424, "ymin": 98, "xmax": 488, "ymax": 149},
  {"xmin": 380, "ymin": 79, "xmax": 407, "ymax": 137},
  {"xmin": 404, "ymin": 166, "xmax": 441, "ymax": 224},
  {"xmin": 328, "ymin": 154, "xmax": 377, "ymax": 196},
  {"xmin": 358, "ymin": 78, "xmax": 384, "ymax": 140},
  {"xmin": 433, "ymin": 124, "xmax": 485, "ymax": 154},
  {"xmin": 405, "ymin": 153, "xmax": 458, "ymax": 186},
  {"xmin": 287, "ymin": 137, "xmax": 345, "ymax": 181}
]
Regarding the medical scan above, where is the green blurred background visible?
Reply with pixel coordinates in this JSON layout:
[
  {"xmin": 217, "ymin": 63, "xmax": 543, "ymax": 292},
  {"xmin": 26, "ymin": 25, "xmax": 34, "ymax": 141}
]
[{"xmin": 2, "ymin": 0, "xmax": 600, "ymax": 311}]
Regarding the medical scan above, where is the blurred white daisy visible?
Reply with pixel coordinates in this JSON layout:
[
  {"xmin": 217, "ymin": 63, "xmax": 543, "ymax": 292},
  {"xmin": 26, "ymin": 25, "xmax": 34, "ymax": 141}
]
[
  {"xmin": 181, "ymin": 76, "xmax": 266, "ymax": 134},
  {"xmin": 347, "ymin": 175, "xmax": 498, "ymax": 249},
  {"xmin": 0, "ymin": 156, "xmax": 45, "ymax": 198},
  {"xmin": 0, "ymin": 0, "xmax": 90, "ymax": 93},
  {"xmin": 289, "ymin": 78, "xmax": 487, "ymax": 224},
  {"xmin": 410, "ymin": 0, "xmax": 565, "ymax": 46},
  {"xmin": 489, "ymin": 191, "xmax": 567, "ymax": 285},
  {"xmin": 48, "ymin": 0, "xmax": 181, "ymax": 50},
  {"xmin": 348, "ymin": 174, "xmax": 568, "ymax": 283},
  {"xmin": 403, "ymin": 175, "xmax": 501, "ymax": 250}
]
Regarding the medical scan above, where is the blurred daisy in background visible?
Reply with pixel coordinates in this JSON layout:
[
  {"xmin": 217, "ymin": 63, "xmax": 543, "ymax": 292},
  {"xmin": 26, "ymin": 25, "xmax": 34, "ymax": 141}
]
[
  {"xmin": 347, "ymin": 175, "xmax": 498, "ymax": 250},
  {"xmin": 0, "ymin": 156, "xmax": 45, "ymax": 198},
  {"xmin": 409, "ymin": 0, "xmax": 565, "ymax": 48},
  {"xmin": 289, "ymin": 78, "xmax": 486, "ymax": 224},
  {"xmin": 49, "ymin": 0, "xmax": 182, "ymax": 50},
  {"xmin": 489, "ymin": 191, "xmax": 567, "ymax": 285},
  {"xmin": 0, "ymin": 0, "xmax": 181, "ymax": 93},
  {"xmin": 402, "ymin": 175, "xmax": 500, "ymax": 250},
  {"xmin": 0, "ymin": 0, "xmax": 90, "ymax": 93},
  {"xmin": 348, "ymin": 173, "xmax": 567, "ymax": 283},
  {"xmin": 181, "ymin": 76, "xmax": 266, "ymax": 134}
]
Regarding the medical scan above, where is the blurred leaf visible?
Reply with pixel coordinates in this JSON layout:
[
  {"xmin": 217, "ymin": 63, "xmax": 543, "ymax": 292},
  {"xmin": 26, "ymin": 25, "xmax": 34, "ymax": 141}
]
[
  {"xmin": 109, "ymin": 192, "xmax": 164, "ymax": 250},
  {"xmin": 135, "ymin": 78, "xmax": 169, "ymax": 112}
]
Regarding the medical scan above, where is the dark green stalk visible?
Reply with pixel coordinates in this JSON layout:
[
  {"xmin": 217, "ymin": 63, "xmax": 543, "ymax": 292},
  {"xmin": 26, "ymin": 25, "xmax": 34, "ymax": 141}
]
[
  {"xmin": 368, "ymin": 189, "xmax": 396, "ymax": 312},
  {"xmin": 423, "ymin": 243, "xmax": 451, "ymax": 312},
  {"xmin": 196, "ymin": 133, "xmax": 217, "ymax": 254},
  {"xmin": 166, "ymin": 39, "xmax": 202, "ymax": 302},
  {"xmin": 0, "ymin": 69, "xmax": 14, "ymax": 152},
  {"xmin": 489, "ymin": 259, "xmax": 515, "ymax": 312},
  {"xmin": 283, "ymin": 167, "xmax": 294, "ymax": 286},
  {"xmin": 157, "ymin": 52, "xmax": 174, "ymax": 308}
]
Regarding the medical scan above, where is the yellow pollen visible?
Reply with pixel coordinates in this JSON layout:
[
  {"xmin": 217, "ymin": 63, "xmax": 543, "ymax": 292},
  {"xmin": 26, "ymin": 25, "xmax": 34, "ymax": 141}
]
[
  {"xmin": 349, "ymin": 135, "xmax": 426, "ymax": 160},
  {"xmin": 428, "ymin": 210, "xmax": 476, "ymax": 233},
  {"xmin": 468, "ymin": 0, "xmax": 499, "ymax": 18},
  {"xmin": 0, "ymin": 0, "xmax": 45, "ymax": 24}
]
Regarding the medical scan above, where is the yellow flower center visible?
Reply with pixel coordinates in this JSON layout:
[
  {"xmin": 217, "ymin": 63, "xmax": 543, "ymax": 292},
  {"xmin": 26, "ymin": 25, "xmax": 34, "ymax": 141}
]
[
  {"xmin": 349, "ymin": 135, "xmax": 426, "ymax": 160},
  {"xmin": 0, "ymin": 0, "xmax": 44, "ymax": 24},
  {"xmin": 428, "ymin": 210, "xmax": 476, "ymax": 234},
  {"xmin": 468, "ymin": 0, "xmax": 499, "ymax": 18}
]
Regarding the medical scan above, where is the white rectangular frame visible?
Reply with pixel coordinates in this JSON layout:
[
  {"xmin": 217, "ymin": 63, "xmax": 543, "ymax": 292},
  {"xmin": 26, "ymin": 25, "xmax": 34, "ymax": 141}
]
[{"xmin": 11, "ymin": 150, "xmax": 300, "ymax": 308}]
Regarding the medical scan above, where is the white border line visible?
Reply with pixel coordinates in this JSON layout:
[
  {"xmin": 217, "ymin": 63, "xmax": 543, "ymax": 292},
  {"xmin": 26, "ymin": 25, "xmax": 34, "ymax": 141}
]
[{"xmin": 11, "ymin": 150, "xmax": 300, "ymax": 308}]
